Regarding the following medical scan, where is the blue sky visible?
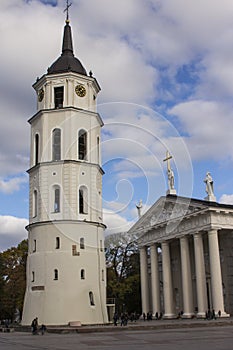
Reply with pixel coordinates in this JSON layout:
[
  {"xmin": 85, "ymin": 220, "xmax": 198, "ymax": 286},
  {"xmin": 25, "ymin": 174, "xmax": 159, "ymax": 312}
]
[{"xmin": 1, "ymin": 0, "xmax": 233, "ymax": 250}]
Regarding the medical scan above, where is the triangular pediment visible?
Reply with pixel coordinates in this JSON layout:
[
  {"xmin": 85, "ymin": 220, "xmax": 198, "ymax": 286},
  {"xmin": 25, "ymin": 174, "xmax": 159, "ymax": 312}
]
[{"xmin": 128, "ymin": 195, "xmax": 209, "ymax": 236}]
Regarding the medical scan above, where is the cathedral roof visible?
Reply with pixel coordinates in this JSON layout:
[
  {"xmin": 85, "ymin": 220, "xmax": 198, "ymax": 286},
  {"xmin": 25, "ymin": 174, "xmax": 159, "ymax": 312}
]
[{"xmin": 47, "ymin": 20, "xmax": 87, "ymax": 76}]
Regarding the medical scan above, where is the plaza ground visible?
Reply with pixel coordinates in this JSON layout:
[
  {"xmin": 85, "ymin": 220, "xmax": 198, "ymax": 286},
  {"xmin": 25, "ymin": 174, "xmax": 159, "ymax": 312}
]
[{"xmin": 1, "ymin": 318, "xmax": 233, "ymax": 350}]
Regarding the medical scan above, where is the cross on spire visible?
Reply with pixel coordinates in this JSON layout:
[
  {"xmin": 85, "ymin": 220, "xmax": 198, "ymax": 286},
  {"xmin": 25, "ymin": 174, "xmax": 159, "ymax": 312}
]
[
  {"xmin": 163, "ymin": 150, "xmax": 172, "ymax": 172},
  {"xmin": 64, "ymin": 0, "xmax": 72, "ymax": 23}
]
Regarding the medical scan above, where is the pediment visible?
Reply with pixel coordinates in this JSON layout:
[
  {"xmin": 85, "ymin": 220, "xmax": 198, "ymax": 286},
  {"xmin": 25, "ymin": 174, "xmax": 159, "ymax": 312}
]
[{"xmin": 129, "ymin": 195, "xmax": 208, "ymax": 236}]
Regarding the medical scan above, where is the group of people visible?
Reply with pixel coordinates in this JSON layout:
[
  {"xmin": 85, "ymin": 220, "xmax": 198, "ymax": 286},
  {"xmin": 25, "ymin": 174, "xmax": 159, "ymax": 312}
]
[
  {"xmin": 143, "ymin": 311, "xmax": 163, "ymax": 320},
  {"xmin": 31, "ymin": 317, "xmax": 46, "ymax": 335},
  {"xmin": 205, "ymin": 309, "xmax": 221, "ymax": 320},
  {"xmin": 113, "ymin": 312, "xmax": 138, "ymax": 326}
]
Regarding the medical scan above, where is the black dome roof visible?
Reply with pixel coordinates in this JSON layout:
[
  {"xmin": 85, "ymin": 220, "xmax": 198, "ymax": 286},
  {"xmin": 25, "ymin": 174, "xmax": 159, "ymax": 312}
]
[{"xmin": 47, "ymin": 21, "xmax": 87, "ymax": 76}]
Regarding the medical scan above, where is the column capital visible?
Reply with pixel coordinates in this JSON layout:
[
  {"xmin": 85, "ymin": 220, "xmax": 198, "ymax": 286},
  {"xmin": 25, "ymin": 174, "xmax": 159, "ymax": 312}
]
[
  {"xmin": 150, "ymin": 243, "xmax": 157, "ymax": 249},
  {"xmin": 208, "ymin": 228, "xmax": 219, "ymax": 235}
]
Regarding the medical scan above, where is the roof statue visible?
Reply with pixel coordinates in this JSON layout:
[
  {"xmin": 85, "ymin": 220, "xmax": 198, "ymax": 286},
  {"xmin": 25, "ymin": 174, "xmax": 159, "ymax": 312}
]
[
  {"xmin": 136, "ymin": 199, "xmax": 143, "ymax": 219},
  {"xmin": 163, "ymin": 150, "xmax": 176, "ymax": 196},
  {"xmin": 204, "ymin": 171, "xmax": 216, "ymax": 202}
]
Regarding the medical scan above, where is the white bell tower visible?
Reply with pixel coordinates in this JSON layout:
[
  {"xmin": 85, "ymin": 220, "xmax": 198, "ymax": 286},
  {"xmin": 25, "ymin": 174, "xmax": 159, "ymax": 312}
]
[{"xmin": 22, "ymin": 13, "xmax": 108, "ymax": 325}]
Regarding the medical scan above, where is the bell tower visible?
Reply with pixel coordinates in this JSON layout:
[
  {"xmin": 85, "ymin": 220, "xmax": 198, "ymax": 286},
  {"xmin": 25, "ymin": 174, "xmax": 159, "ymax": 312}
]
[{"xmin": 22, "ymin": 11, "xmax": 108, "ymax": 325}]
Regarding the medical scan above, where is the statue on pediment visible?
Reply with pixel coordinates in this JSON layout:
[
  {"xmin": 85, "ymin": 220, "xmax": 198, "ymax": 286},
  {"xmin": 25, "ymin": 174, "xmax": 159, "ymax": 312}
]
[{"xmin": 204, "ymin": 172, "xmax": 214, "ymax": 196}]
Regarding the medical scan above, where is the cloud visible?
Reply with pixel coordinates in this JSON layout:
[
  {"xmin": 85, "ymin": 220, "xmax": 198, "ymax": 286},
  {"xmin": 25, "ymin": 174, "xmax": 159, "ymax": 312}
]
[
  {"xmin": 219, "ymin": 194, "xmax": 233, "ymax": 205},
  {"xmin": 103, "ymin": 209, "xmax": 133, "ymax": 235},
  {"xmin": 168, "ymin": 100, "xmax": 233, "ymax": 161},
  {"xmin": 0, "ymin": 176, "xmax": 28, "ymax": 194},
  {"xmin": 0, "ymin": 215, "xmax": 28, "ymax": 252}
]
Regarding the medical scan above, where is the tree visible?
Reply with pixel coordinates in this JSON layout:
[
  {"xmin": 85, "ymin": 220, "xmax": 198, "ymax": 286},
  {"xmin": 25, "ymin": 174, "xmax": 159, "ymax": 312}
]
[
  {"xmin": 0, "ymin": 239, "xmax": 28, "ymax": 321},
  {"xmin": 105, "ymin": 232, "xmax": 141, "ymax": 315}
]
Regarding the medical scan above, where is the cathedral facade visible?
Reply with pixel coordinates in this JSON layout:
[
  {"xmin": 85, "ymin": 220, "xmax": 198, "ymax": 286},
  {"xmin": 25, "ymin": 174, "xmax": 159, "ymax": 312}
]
[{"xmin": 129, "ymin": 193, "xmax": 233, "ymax": 318}]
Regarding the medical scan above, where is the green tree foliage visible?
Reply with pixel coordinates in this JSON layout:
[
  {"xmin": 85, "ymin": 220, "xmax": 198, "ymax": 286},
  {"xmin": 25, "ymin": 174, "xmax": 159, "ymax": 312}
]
[
  {"xmin": 105, "ymin": 232, "xmax": 141, "ymax": 315},
  {"xmin": 0, "ymin": 239, "xmax": 28, "ymax": 321}
]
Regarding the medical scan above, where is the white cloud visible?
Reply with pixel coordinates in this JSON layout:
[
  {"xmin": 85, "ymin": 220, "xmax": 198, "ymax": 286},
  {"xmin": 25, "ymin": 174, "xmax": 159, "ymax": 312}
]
[
  {"xmin": 0, "ymin": 215, "xmax": 28, "ymax": 252},
  {"xmin": 168, "ymin": 100, "xmax": 233, "ymax": 161},
  {"xmin": 219, "ymin": 194, "xmax": 233, "ymax": 205},
  {"xmin": 103, "ymin": 209, "xmax": 133, "ymax": 235},
  {"xmin": 0, "ymin": 176, "xmax": 28, "ymax": 194}
]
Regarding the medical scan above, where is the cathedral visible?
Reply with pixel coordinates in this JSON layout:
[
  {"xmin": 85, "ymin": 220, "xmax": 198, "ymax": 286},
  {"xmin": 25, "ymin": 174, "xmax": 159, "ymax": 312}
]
[
  {"xmin": 129, "ymin": 156, "xmax": 233, "ymax": 318},
  {"xmin": 22, "ymin": 10, "xmax": 108, "ymax": 325}
]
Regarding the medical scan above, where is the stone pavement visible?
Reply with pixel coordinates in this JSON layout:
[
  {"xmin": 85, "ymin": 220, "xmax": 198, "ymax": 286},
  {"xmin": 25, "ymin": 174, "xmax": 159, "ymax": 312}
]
[{"xmin": 1, "ymin": 320, "xmax": 233, "ymax": 350}]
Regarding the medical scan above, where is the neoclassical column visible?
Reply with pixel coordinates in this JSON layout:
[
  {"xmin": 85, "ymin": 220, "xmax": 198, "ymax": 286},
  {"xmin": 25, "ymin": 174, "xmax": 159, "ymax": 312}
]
[
  {"xmin": 139, "ymin": 246, "xmax": 149, "ymax": 314},
  {"xmin": 208, "ymin": 229, "xmax": 228, "ymax": 317},
  {"xmin": 150, "ymin": 244, "xmax": 160, "ymax": 316},
  {"xmin": 180, "ymin": 236, "xmax": 194, "ymax": 318},
  {"xmin": 161, "ymin": 241, "xmax": 175, "ymax": 318},
  {"xmin": 193, "ymin": 232, "xmax": 207, "ymax": 318}
]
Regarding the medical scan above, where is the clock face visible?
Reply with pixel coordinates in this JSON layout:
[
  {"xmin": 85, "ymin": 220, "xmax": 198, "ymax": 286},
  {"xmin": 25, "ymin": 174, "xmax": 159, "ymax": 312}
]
[
  {"xmin": 75, "ymin": 84, "xmax": 86, "ymax": 97},
  {"xmin": 38, "ymin": 88, "xmax": 44, "ymax": 102}
]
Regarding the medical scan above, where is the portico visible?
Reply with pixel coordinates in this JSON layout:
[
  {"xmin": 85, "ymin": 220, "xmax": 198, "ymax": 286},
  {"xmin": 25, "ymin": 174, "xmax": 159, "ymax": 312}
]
[{"xmin": 129, "ymin": 194, "xmax": 233, "ymax": 318}]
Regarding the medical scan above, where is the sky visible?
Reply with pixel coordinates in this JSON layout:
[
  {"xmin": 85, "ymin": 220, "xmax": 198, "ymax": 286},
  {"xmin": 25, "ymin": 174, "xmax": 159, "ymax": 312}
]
[{"xmin": 1, "ymin": 0, "xmax": 233, "ymax": 251}]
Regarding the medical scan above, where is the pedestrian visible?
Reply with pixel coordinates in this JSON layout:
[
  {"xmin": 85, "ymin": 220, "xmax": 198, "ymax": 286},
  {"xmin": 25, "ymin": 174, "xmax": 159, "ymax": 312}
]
[
  {"xmin": 218, "ymin": 310, "xmax": 221, "ymax": 318},
  {"xmin": 40, "ymin": 324, "xmax": 46, "ymax": 335},
  {"xmin": 113, "ymin": 312, "xmax": 118, "ymax": 326},
  {"xmin": 31, "ymin": 317, "xmax": 38, "ymax": 335},
  {"xmin": 143, "ymin": 312, "xmax": 146, "ymax": 321},
  {"xmin": 212, "ymin": 309, "xmax": 216, "ymax": 320}
]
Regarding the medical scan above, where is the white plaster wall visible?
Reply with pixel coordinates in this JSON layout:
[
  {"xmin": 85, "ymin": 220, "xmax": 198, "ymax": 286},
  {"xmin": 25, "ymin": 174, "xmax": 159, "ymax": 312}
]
[{"xmin": 22, "ymin": 221, "xmax": 108, "ymax": 325}]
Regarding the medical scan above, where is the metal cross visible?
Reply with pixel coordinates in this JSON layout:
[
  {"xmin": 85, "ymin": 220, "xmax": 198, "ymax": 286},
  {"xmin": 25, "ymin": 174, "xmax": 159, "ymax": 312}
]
[
  {"xmin": 64, "ymin": 0, "xmax": 72, "ymax": 22},
  {"xmin": 163, "ymin": 150, "xmax": 173, "ymax": 172}
]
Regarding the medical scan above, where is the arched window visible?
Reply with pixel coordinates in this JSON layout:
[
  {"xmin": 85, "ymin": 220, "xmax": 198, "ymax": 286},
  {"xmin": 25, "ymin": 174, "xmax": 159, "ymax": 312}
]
[
  {"xmin": 79, "ymin": 186, "xmax": 88, "ymax": 214},
  {"xmin": 54, "ymin": 186, "xmax": 60, "ymax": 213},
  {"xmin": 35, "ymin": 134, "xmax": 39, "ymax": 165},
  {"xmin": 54, "ymin": 269, "xmax": 58, "ymax": 280},
  {"xmin": 89, "ymin": 291, "xmax": 95, "ymax": 306},
  {"xmin": 81, "ymin": 269, "xmax": 85, "ymax": 279},
  {"xmin": 80, "ymin": 237, "xmax": 85, "ymax": 249},
  {"xmin": 56, "ymin": 237, "xmax": 60, "ymax": 249},
  {"xmin": 78, "ymin": 129, "xmax": 87, "ymax": 160},
  {"xmin": 52, "ymin": 128, "xmax": 61, "ymax": 161},
  {"xmin": 33, "ymin": 190, "xmax": 38, "ymax": 217}
]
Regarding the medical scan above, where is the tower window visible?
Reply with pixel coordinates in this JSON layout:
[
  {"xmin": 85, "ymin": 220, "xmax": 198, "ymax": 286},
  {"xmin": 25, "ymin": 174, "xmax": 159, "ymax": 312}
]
[
  {"xmin": 81, "ymin": 269, "xmax": 85, "ymax": 279},
  {"xmin": 33, "ymin": 239, "xmax": 36, "ymax": 253},
  {"xmin": 80, "ymin": 237, "xmax": 85, "ymax": 249},
  {"xmin": 78, "ymin": 129, "xmax": 87, "ymax": 160},
  {"xmin": 52, "ymin": 128, "xmax": 61, "ymax": 161},
  {"xmin": 32, "ymin": 271, "xmax": 35, "ymax": 282},
  {"xmin": 54, "ymin": 186, "xmax": 60, "ymax": 212},
  {"xmin": 54, "ymin": 86, "xmax": 64, "ymax": 109},
  {"xmin": 79, "ymin": 186, "xmax": 88, "ymax": 214},
  {"xmin": 54, "ymin": 269, "xmax": 58, "ymax": 280},
  {"xmin": 100, "ymin": 240, "xmax": 103, "ymax": 252},
  {"xmin": 56, "ymin": 237, "xmax": 60, "ymax": 249},
  {"xmin": 102, "ymin": 269, "xmax": 104, "ymax": 281},
  {"xmin": 89, "ymin": 291, "xmax": 95, "ymax": 306},
  {"xmin": 33, "ymin": 190, "xmax": 38, "ymax": 217},
  {"xmin": 35, "ymin": 134, "xmax": 39, "ymax": 165}
]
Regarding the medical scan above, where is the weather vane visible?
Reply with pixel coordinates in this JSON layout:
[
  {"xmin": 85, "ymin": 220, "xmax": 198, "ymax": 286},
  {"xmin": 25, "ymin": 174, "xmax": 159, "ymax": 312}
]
[{"xmin": 64, "ymin": 0, "xmax": 72, "ymax": 22}]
